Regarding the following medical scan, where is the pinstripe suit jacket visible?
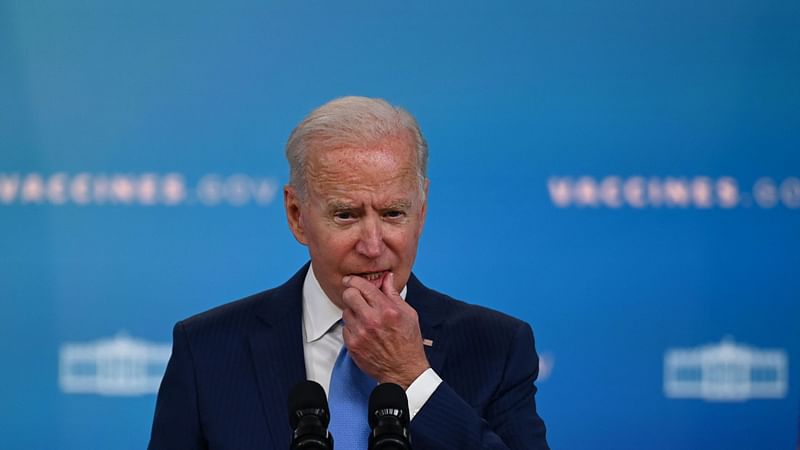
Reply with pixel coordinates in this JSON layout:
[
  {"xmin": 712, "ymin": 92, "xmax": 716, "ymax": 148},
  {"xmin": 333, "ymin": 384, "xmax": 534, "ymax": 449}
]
[{"xmin": 148, "ymin": 264, "xmax": 549, "ymax": 449}]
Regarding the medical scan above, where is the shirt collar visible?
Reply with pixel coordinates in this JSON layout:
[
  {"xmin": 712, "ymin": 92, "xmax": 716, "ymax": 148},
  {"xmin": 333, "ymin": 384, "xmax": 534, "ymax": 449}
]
[{"xmin": 302, "ymin": 263, "xmax": 408, "ymax": 343}]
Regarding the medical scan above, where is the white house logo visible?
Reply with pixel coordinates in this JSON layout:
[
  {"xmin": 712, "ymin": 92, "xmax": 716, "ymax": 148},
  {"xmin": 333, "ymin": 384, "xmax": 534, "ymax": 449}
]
[
  {"xmin": 663, "ymin": 337, "xmax": 788, "ymax": 402},
  {"xmin": 59, "ymin": 332, "xmax": 171, "ymax": 396}
]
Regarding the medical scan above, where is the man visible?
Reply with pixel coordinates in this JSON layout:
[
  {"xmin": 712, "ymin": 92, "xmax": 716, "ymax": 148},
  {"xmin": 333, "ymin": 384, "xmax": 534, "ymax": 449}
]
[{"xmin": 148, "ymin": 97, "xmax": 549, "ymax": 449}]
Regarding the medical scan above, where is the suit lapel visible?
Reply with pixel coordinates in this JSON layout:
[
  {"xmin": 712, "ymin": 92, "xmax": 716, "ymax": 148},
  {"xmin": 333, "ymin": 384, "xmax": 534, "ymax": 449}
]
[
  {"xmin": 248, "ymin": 265, "xmax": 308, "ymax": 449},
  {"xmin": 406, "ymin": 274, "xmax": 449, "ymax": 374}
]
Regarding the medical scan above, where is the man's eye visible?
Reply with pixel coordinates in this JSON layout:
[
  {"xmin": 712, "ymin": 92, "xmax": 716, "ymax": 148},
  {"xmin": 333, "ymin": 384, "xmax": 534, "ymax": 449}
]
[
  {"xmin": 334, "ymin": 212, "xmax": 355, "ymax": 220},
  {"xmin": 384, "ymin": 210, "xmax": 405, "ymax": 219}
]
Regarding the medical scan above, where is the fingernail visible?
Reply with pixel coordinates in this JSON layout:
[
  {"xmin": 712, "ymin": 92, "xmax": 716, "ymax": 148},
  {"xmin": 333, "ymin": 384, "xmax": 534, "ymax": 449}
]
[{"xmin": 342, "ymin": 276, "xmax": 351, "ymax": 284}]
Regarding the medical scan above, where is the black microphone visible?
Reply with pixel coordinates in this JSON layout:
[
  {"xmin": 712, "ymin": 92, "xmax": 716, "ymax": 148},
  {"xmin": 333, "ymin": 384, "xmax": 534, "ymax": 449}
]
[
  {"xmin": 288, "ymin": 380, "xmax": 334, "ymax": 450},
  {"xmin": 368, "ymin": 383, "xmax": 412, "ymax": 450}
]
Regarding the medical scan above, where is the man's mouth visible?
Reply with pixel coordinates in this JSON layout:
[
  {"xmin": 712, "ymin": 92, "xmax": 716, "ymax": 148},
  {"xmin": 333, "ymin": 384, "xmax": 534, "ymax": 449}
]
[{"xmin": 352, "ymin": 270, "xmax": 388, "ymax": 282}]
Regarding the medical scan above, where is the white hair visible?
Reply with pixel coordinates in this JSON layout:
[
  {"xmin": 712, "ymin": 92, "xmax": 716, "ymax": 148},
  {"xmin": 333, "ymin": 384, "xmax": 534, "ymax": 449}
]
[{"xmin": 285, "ymin": 96, "xmax": 428, "ymax": 199}]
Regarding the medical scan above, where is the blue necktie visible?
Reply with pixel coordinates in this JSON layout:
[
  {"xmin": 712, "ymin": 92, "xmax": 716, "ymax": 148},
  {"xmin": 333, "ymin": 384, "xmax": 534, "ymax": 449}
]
[{"xmin": 328, "ymin": 343, "xmax": 376, "ymax": 450}]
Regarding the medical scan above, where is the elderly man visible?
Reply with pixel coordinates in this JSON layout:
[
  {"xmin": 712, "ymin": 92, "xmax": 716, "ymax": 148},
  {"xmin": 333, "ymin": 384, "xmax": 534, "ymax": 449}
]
[{"xmin": 148, "ymin": 97, "xmax": 549, "ymax": 449}]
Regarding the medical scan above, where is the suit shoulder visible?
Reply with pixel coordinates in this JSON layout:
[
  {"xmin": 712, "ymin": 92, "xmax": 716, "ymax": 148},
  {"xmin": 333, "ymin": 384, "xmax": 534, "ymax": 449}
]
[
  {"xmin": 174, "ymin": 265, "xmax": 307, "ymax": 340},
  {"xmin": 420, "ymin": 287, "xmax": 540, "ymax": 393},
  {"xmin": 177, "ymin": 287, "xmax": 277, "ymax": 335},
  {"xmin": 424, "ymin": 287, "xmax": 530, "ymax": 334}
]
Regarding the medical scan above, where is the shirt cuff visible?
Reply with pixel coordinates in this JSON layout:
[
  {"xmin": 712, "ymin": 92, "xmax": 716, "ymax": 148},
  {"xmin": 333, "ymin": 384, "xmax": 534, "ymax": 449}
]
[{"xmin": 406, "ymin": 367, "xmax": 443, "ymax": 421}]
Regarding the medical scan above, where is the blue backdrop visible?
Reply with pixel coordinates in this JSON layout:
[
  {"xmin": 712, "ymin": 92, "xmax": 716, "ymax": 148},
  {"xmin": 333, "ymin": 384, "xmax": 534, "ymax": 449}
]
[{"xmin": 1, "ymin": 1, "xmax": 798, "ymax": 449}]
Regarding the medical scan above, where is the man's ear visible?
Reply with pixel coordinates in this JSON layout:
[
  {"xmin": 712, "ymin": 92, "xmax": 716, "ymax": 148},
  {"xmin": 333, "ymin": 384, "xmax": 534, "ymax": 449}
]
[
  {"xmin": 418, "ymin": 179, "xmax": 429, "ymax": 233},
  {"xmin": 284, "ymin": 185, "xmax": 308, "ymax": 245}
]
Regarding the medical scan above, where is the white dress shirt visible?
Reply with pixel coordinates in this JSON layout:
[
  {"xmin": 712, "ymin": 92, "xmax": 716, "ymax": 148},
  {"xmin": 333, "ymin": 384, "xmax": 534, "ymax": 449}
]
[{"xmin": 302, "ymin": 264, "xmax": 442, "ymax": 420}]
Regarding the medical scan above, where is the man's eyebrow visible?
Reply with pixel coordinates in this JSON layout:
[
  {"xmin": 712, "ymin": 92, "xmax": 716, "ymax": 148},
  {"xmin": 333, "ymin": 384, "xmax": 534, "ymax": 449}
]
[
  {"xmin": 382, "ymin": 200, "xmax": 413, "ymax": 210},
  {"xmin": 325, "ymin": 200, "xmax": 413, "ymax": 211},
  {"xmin": 326, "ymin": 200, "xmax": 357, "ymax": 211}
]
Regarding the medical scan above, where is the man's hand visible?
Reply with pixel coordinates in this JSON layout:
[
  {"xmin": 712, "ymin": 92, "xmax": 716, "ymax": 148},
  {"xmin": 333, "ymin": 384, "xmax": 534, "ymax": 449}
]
[{"xmin": 340, "ymin": 272, "xmax": 430, "ymax": 389}]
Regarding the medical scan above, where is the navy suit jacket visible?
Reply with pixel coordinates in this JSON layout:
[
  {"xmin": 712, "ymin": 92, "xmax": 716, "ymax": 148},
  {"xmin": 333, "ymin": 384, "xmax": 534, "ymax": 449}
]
[{"xmin": 148, "ymin": 264, "xmax": 548, "ymax": 449}]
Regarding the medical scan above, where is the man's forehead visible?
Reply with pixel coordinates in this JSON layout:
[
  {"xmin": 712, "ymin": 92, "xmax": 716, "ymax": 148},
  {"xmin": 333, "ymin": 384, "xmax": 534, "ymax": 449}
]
[
  {"xmin": 303, "ymin": 139, "xmax": 422, "ymax": 205},
  {"xmin": 311, "ymin": 144, "xmax": 413, "ymax": 169}
]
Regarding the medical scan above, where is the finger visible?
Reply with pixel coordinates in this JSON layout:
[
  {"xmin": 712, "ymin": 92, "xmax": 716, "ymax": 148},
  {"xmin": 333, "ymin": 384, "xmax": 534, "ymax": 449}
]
[
  {"xmin": 342, "ymin": 288, "xmax": 380, "ymax": 331},
  {"xmin": 343, "ymin": 275, "xmax": 387, "ymax": 307},
  {"xmin": 341, "ymin": 322, "xmax": 360, "ymax": 353},
  {"xmin": 342, "ymin": 309, "xmax": 373, "ymax": 353},
  {"xmin": 340, "ymin": 286, "xmax": 371, "ymax": 317},
  {"xmin": 380, "ymin": 272, "xmax": 403, "ymax": 303},
  {"xmin": 342, "ymin": 307, "xmax": 356, "ymax": 326}
]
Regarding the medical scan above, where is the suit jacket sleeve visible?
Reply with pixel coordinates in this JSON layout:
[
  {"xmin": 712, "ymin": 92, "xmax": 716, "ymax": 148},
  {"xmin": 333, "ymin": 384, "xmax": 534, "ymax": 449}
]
[
  {"xmin": 148, "ymin": 321, "xmax": 207, "ymax": 450},
  {"xmin": 409, "ymin": 322, "xmax": 549, "ymax": 450}
]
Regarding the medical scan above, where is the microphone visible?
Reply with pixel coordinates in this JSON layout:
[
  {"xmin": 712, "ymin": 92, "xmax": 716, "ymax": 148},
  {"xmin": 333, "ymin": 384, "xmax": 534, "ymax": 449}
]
[
  {"xmin": 288, "ymin": 380, "xmax": 334, "ymax": 450},
  {"xmin": 368, "ymin": 383, "xmax": 412, "ymax": 450}
]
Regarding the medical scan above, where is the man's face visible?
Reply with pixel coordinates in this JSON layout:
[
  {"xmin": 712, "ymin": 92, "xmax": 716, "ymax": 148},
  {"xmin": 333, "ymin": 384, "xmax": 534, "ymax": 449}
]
[{"xmin": 284, "ymin": 138, "xmax": 428, "ymax": 308}]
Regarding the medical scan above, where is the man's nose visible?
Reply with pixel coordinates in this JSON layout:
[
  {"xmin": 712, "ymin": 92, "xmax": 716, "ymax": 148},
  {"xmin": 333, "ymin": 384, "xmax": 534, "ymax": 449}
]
[{"xmin": 355, "ymin": 216, "xmax": 385, "ymax": 258}]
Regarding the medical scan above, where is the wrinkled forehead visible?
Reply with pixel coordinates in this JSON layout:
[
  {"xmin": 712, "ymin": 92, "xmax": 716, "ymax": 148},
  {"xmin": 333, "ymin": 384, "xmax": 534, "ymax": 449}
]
[
  {"xmin": 305, "ymin": 144, "xmax": 422, "ymax": 202},
  {"xmin": 307, "ymin": 140, "xmax": 417, "ymax": 177},
  {"xmin": 308, "ymin": 135, "xmax": 417, "ymax": 169}
]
